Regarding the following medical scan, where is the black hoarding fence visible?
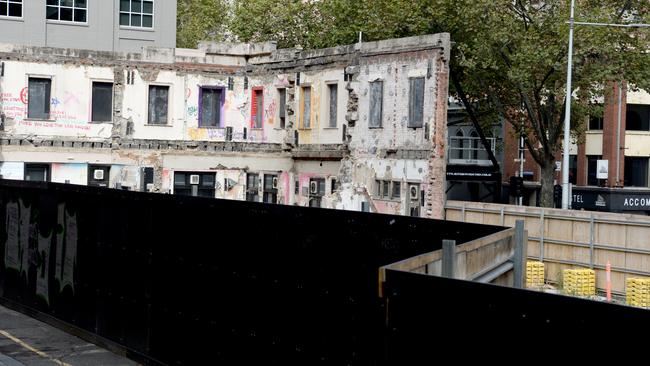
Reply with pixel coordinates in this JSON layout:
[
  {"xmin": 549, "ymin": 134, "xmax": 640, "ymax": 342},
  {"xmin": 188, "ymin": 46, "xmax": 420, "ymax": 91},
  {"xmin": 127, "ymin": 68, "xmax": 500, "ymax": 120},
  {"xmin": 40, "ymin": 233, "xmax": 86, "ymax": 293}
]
[
  {"xmin": 383, "ymin": 269, "xmax": 650, "ymax": 358},
  {"xmin": 0, "ymin": 180, "xmax": 501, "ymax": 365}
]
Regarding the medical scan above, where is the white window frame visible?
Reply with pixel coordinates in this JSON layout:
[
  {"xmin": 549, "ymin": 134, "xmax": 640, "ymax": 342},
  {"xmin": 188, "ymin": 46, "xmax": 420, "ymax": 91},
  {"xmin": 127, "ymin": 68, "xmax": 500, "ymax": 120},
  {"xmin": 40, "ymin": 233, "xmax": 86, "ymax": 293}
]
[
  {"xmin": 119, "ymin": 0, "xmax": 155, "ymax": 29},
  {"xmin": 0, "ymin": 0, "xmax": 23, "ymax": 19},
  {"xmin": 46, "ymin": 0, "xmax": 88, "ymax": 24}
]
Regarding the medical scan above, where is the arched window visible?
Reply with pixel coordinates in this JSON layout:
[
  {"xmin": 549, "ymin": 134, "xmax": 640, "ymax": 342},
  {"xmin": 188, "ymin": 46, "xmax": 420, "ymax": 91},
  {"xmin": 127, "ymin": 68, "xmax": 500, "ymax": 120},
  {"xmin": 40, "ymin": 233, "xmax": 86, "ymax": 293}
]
[
  {"xmin": 470, "ymin": 130, "xmax": 480, "ymax": 160},
  {"xmin": 455, "ymin": 130, "xmax": 465, "ymax": 159}
]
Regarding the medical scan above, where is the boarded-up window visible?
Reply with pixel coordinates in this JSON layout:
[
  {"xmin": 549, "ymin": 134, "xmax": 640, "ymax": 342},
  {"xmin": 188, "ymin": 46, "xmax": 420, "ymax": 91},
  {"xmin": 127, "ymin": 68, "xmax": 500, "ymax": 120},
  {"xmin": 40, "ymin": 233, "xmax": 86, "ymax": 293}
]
[
  {"xmin": 328, "ymin": 84, "xmax": 338, "ymax": 128},
  {"xmin": 278, "ymin": 88, "xmax": 286, "ymax": 128},
  {"xmin": 302, "ymin": 87, "xmax": 311, "ymax": 128},
  {"xmin": 200, "ymin": 87, "xmax": 222, "ymax": 127},
  {"xmin": 91, "ymin": 82, "xmax": 113, "ymax": 122},
  {"xmin": 251, "ymin": 89, "xmax": 263, "ymax": 129},
  {"xmin": 27, "ymin": 78, "xmax": 51, "ymax": 120},
  {"xmin": 408, "ymin": 77, "xmax": 425, "ymax": 128},
  {"xmin": 148, "ymin": 85, "xmax": 169, "ymax": 125},
  {"xmin": 369, "ymin": 81, "xmax": 383, "ymax": 128}
]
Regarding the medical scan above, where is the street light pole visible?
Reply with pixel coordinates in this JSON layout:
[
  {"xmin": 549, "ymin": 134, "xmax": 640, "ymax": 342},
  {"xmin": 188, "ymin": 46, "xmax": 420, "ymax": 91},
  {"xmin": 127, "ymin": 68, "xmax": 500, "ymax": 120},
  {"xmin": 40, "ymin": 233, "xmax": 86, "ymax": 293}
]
[
  {"xmin": 562, "ymin": 0, "xmax": 576, "ymax": 209},
  {"xmin": 561, "ymin": 4, "xmax": 650, "ymax": 209}
]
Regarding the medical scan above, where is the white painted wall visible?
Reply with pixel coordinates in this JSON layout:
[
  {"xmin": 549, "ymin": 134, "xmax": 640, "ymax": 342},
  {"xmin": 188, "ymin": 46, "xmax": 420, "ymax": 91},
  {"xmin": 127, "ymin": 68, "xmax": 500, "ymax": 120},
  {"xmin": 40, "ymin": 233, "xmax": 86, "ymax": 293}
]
[
  {"xmin": 1, "ymin": 60, "xmax": 114, "ymax": 139},
  {"xmin": 0, "ymin": 162, "xmax": 24, "ymax": 180}
]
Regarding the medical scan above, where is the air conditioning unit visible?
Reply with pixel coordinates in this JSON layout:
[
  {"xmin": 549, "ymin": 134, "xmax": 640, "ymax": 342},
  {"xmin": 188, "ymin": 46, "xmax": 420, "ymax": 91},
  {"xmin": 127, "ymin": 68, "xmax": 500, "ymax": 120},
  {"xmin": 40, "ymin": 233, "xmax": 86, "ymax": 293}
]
[
  {"xmin": 310, "ymin": 181, "xmax": 318, "ymax": 194},
  {"xmin": 93, "ymin": 169, "xmax": 104, "ymax": 180},
  {"xmin": 272, "ymin": 177, "xmax": 278, "ymax": 189},
  {"xmin": 190, "ymin": 174, "xmax": 200, "ymax": 185},
  {"xmin": 409, "ymin": 185, "xmax": 420, "ymax": 200}
]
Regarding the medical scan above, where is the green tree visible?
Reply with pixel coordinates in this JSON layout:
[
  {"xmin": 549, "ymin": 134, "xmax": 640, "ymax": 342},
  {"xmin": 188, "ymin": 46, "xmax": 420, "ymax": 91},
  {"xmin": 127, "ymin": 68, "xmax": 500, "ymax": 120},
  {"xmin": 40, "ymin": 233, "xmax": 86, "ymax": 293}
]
[
  {"xmin": 177, "ymin": 0, "xmax": 230, "ymax": 48},
  {"xmin": 223, "ymin": 0, "xmax": 650, "ymax": 207}
]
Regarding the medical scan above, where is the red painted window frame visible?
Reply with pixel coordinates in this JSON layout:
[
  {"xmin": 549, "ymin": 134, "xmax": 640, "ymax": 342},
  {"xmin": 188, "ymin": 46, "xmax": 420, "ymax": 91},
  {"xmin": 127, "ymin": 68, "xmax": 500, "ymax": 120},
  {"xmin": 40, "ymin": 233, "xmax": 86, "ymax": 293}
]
[{"xmin": 251, "ymin": 86, "xmax": 264, "ymax": 129}]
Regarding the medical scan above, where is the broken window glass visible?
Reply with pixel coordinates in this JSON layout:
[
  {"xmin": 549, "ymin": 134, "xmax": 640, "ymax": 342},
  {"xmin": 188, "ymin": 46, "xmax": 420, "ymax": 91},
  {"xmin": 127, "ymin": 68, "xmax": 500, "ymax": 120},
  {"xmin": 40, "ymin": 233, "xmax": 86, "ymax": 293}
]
[
  {"xmin": 200, "ymin": 87, "xmax": 222, "ymax": 127},
  {"xmin": 148, "ymin": 85, "xmax": 169, "ymax": 125}
]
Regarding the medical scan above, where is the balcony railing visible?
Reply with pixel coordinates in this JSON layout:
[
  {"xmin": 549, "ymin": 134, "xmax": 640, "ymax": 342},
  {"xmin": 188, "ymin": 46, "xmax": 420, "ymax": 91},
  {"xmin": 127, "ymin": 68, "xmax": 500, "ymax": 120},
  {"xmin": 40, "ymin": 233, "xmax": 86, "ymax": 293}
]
[{"xmin": 448, "ymin": 136, "xmax": 496, "ymax": 166}]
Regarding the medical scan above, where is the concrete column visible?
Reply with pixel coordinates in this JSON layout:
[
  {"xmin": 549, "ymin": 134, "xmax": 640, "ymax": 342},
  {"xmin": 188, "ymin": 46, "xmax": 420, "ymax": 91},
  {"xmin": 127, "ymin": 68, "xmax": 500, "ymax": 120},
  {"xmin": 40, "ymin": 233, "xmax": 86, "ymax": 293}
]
[
  {"xmin": 425, "ymin": 52, "xmax": 449, "ymax": 220},
  {"xmin": 602, "ymin": 82, "xmax": 626, "ymax": 187}
]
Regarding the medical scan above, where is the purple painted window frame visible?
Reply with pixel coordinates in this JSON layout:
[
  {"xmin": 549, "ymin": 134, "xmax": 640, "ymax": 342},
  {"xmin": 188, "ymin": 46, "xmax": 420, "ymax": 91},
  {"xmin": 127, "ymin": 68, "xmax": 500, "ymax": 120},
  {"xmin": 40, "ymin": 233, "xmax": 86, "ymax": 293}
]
[{"xmin": 198, "ymin": 86, "xmax": 226, "ymax": 128}]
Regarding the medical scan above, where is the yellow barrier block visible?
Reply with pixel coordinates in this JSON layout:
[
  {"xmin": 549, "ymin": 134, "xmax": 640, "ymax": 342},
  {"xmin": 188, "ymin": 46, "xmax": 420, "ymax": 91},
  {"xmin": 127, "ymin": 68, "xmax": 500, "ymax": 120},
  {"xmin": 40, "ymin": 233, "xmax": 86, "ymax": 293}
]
[
  {"xmin": 626, "ymin": 277, "xmax": 650, "ymax": 308},
  {"xmin": 526, "ymin": 261, "xmax": 545, "ymax": 288},
  {"xmin": 563, "ymin": 269, "xmax": 596, "ymax": 296}
]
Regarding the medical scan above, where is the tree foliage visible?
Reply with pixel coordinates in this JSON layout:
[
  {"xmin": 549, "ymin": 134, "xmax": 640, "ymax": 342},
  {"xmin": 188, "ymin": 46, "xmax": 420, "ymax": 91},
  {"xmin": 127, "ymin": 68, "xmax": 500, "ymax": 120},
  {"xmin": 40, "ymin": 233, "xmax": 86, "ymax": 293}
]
[
  {"xmin": 177, "ymin": 0, "xmax": 230, "ymax": 48},
  {"xmin": 183, "ymin": 0, "xmax": 650, "ymax": 207}
]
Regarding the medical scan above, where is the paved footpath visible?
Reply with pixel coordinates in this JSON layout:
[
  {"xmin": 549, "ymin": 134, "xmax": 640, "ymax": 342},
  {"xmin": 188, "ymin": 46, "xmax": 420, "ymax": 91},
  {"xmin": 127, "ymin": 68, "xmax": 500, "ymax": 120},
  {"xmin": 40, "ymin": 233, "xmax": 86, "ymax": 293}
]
[{"xmin": 0, "ymin": 305, "xmax": 137, "ymax": 366}]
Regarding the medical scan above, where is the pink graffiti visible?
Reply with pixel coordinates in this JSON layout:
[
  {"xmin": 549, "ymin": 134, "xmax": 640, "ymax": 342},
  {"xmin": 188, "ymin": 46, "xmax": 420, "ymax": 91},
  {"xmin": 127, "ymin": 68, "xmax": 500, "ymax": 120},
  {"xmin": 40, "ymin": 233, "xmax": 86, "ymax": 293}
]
[
  {"xmin": 20, "ymin": 88, "xmax": 27, "ymax": 104},
  {"xmin": 265, "ymin": 100, "xmax": 277, "ymax": 120},
  {"xmin": 63, "ymin": 91, "xmax": 80, "ymax": 106}
]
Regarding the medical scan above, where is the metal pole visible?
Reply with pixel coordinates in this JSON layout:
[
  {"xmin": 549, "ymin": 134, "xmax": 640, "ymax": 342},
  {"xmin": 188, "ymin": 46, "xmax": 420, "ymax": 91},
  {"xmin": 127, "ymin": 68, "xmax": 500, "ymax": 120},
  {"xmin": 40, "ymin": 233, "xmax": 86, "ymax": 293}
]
[
  {"xmin": 442, "ymin": 240, "xmax": 456, "ymax": 279},
  {"xmin": 616, "ymin": 82, "xmax": 622, "ymax": 186},
  {"xmin": 589, "ymin": 213, "xmax": 595, "ymax": 269},
  {"xmin": 562, "ymin": 0, "xmax": 576, "ymax": 210},
  {"xmin": 513, "ymin": 220, "xmax": 526, "ymax": 289},
  {"xmin": 519, "ymin": 134, "xmax": 524, "ymax": 206}
]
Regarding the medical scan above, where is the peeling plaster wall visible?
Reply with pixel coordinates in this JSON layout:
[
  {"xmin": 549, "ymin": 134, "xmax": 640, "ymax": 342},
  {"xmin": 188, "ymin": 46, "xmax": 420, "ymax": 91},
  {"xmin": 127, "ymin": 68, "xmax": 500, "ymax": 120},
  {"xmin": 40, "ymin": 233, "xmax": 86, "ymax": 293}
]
[
  {"xmin": 335, "ymin": 40, "xmax": 449, "ymax": 218},
  {"xmin": 294, "ymin": 69, "xmax": 347, "ymax": 145},
  {"xmin": 0, "ymin": 33, "xmax": 451, "ymax": 218}
]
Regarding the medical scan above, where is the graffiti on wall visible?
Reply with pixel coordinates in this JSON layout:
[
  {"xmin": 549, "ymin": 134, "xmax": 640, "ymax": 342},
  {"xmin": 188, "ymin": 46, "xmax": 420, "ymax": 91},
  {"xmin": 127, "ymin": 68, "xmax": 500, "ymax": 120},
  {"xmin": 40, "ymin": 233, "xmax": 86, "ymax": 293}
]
[
  {"xmin": 274, "ymin": 74, "xmax": 290, "ymax": 87},
  {"xmin": 1, "ymin": 91, "xmax": 26, "ymax": 119},
  {"xmin": 2, "ymin": 89, "xmax": 90, "ymax": 132},
  {"xmin": 4, "ymin": 199, "xmax": 78, "ymax": 305},
  {"xmin": 265, "ymin": 99, "xmax": 277, "ymax": 126}
]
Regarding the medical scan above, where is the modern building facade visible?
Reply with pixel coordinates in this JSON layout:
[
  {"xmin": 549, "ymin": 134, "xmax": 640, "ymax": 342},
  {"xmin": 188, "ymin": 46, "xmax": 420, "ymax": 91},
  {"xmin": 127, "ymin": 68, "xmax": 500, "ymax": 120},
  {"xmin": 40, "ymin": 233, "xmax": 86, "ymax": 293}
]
[
  {"xmin": 0, "ymin": 34, "xmax": 451, "ymax": 219},
  {"xmin": 500, "ymin": 84, "xmax": 650, "ymax": 215},
  {"xmin": 0, "ymin": 0, "xmax": 176, "ymax": 53}
]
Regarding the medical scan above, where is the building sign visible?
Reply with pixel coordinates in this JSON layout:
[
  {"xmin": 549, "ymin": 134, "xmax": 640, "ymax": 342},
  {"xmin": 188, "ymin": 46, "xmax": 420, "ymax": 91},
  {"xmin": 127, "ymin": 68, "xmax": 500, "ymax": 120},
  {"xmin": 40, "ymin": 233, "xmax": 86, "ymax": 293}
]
[
  {"xmin": 597, "ymin": 160, "xmax": 608, "ymax": 180},
  {"xmin": 572, "ymin": 187, "xmax": 650, "ymax": 213},
  {"xmin": 446, "ymin": 165, "xmax": 500, "ymax": 182}
]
